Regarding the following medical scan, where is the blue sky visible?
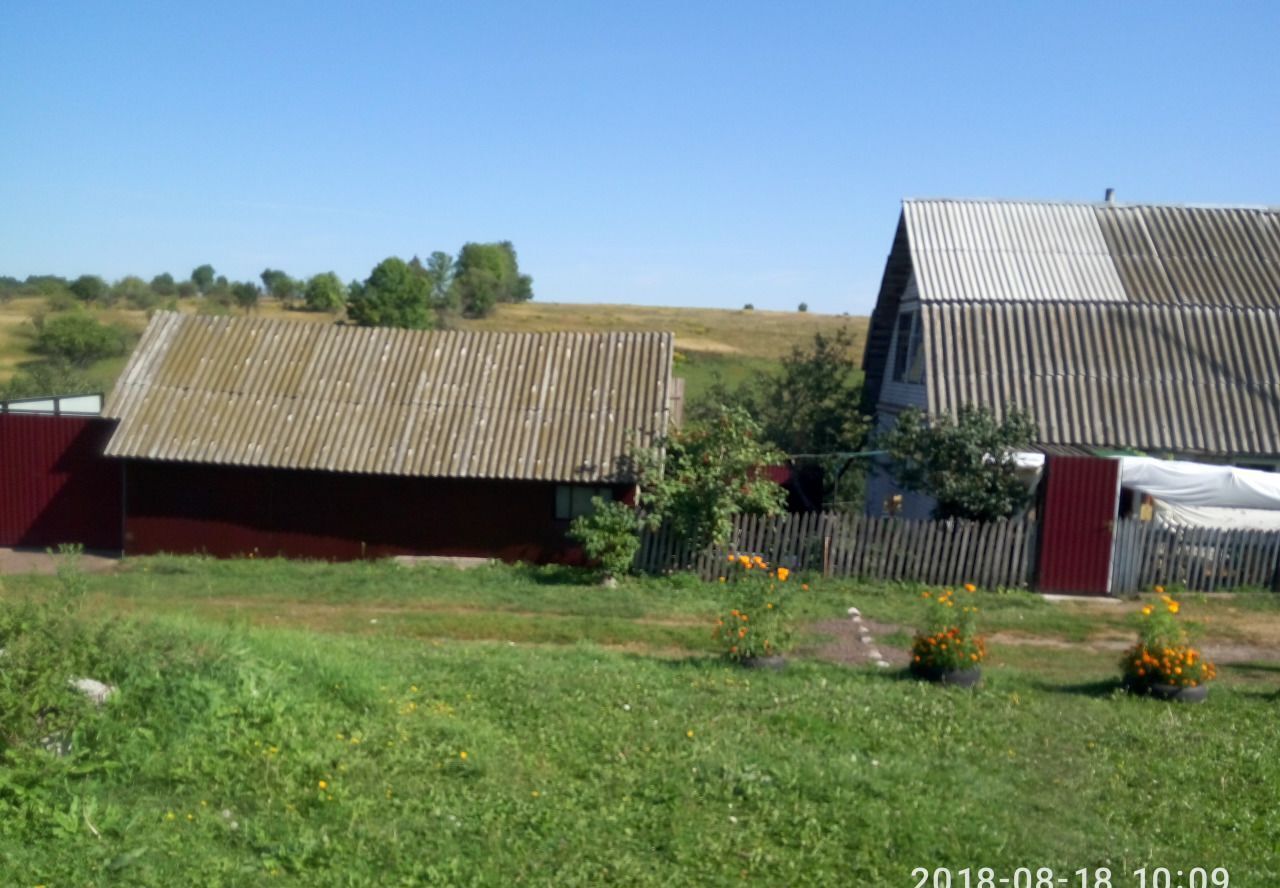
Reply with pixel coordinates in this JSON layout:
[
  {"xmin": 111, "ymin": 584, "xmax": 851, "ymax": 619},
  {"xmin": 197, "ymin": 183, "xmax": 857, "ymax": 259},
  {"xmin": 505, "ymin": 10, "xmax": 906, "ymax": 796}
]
[{"xmin": 3, "ymin": 1, "xmax": 1278, "ymax": 315}]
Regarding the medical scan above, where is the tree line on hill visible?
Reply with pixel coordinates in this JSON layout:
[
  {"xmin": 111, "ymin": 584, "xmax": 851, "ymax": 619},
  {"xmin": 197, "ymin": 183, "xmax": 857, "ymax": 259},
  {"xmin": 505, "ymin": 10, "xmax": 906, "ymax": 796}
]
[
  {"xmin": 0, "ymin": 240, "xmax": 533, "ymax": 328},
  {"xmin": 0, "ymin": 242, "xmax": 533, "ymax": 400}
]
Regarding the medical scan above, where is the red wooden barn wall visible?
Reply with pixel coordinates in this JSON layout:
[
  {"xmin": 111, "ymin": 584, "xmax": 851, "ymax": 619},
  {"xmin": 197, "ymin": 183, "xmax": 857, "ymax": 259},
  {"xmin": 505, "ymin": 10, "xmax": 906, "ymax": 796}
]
[
  {"xmin": 124, "ymin": 460, "xmax": 630, "ymax": 562},
  {"xmin": 0, "ymin": 414, "xmax": 122, "ymax": 549},
  {"xmin": 1037, "ymin": 455, "xmax": 1121, "ymax": 595}
]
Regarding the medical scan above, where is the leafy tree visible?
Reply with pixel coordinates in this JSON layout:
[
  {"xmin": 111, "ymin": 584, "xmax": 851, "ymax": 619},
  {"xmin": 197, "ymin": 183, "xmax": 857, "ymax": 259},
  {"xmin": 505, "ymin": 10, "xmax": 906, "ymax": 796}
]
[
  {"xmin": 191, "ymin": 265, "xmax": 215, "ymax": 293},
  {"xmin": 69, "ymin": 275, "xmax": 109, "ymax": 304},
  {"xmin": 753, "ymin": 328, "xmax": 866, "ymax": 458},
  {"xmin": 206, "ymin": 276, "xmax": 233, "ymax": 308},
  {"xmin": 150, "ymin": 272, "xmax": 177, "ymax": 296},
  {"xmin": 231, "ymin": 281, "xmax": 260, "ymax": 313},
  {"xmin": 25, "ymin": 275, "xmax": 71, "ymax": 298},
  {"xmin": 634, "ymin": 404, "xmax": 787, "ymax": 550},
  {"xmin": 113, "ymin": 276, "xmax": 157, "ymax": 310},
  {"xmin": 568, "ymin": 499, "xmax": 641, "ymax": 581},
  {"xmin": 0, "ymin": 362, "xmax": 95, "ymax": 400},
  {"xmin": 425, "ymin": 251, "xmax": 455, "ymax": 309},
  {"xmin": 878, "ymin": 404, "xmax": 1037, "ymax": 521},
  {"xmin": 176, "ymin": 280, "xmax": 199, "ymax": 298},
  {"xmin": 304, "ymin": 272, "xmax": 346, "ymax": 313},
  {"xmin": 347, "ymin": 257, "xmax": 432, "ymax": 329},
  {"xmin": 260, "ymin": 268, "xmax": 299, "ymax": 305},
  {"xmin": 33, "ymin": 312, "xmax": 128, "ymax": 367},
  {"xmin": 798, "ymin": 302, "xmax": 808, "ymax": 313},
  {"xmin": 450, "ymin": 241, "xmax": 532, "ymax": 317},
  {"xmin": 688, "ymin": 328, "xmax": 868, "ymax": 509}
]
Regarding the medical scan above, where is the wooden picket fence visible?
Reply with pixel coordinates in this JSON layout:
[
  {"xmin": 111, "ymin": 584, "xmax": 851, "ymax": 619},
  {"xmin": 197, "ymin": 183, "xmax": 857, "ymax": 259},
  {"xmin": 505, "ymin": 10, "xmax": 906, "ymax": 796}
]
[
  {"xmin": 1111, "ymin": 519, "xmax": 1280, "ymax": 593},
  {"xmin": 635, "ymin": 512, "xmax": 1038, "ymax": 588}
]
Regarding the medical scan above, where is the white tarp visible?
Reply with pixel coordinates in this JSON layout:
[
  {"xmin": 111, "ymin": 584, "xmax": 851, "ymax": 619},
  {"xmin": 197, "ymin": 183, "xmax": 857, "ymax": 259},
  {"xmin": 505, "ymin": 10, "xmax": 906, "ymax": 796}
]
[
  {"xmin": 1120, "ymin": 456, "xmax": 1280, "ymax": 510},
  {"xmin": 1153, "ymin": 499, "xmax": 1280, "ymax": 530}
]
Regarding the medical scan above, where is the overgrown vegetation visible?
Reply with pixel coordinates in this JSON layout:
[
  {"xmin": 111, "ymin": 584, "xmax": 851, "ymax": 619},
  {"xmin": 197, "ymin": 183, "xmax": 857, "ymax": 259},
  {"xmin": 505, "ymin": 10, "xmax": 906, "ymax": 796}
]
[
  {"xmin": 878, "ymin": 404, "xmax": 1037, "ymax": 520},
  {"xmin": 690, "ymin": 326, "xmax": 868, "ymax": 509},
  {"xmin": 635, "ymin": 404, "xmax": 788, "ymax": 549}
]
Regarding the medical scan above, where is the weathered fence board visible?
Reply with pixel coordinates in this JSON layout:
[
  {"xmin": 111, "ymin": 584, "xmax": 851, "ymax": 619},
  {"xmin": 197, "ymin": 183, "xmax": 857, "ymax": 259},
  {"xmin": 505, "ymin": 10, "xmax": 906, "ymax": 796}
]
[
  {"xmin": 1110, "ymin": 519, "xmax": 1280, "ymax": 594},
  {"xmin": 636, "ymin": 513, "xmax": 1037, "ymax": 587}
]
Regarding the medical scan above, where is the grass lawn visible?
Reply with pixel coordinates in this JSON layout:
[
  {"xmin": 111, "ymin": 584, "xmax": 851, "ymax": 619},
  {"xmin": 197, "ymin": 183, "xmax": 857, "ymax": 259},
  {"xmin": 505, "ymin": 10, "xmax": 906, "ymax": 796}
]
[{"xmin": 2, "ymin": 558, "xmax": 1278, "ymax": 885}]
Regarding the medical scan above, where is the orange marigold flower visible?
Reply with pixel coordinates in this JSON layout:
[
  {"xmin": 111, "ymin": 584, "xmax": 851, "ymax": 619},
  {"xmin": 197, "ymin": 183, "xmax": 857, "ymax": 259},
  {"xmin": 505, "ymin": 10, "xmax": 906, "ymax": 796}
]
[
  {"xmin": 1141, "ymin": 606, "xmax": 1153, "ymax": 616},
  {"xmin": 801, "ymin": 583, "xmax": 809, "ymax": 591},
  {"xmin": 964, "ymin": 583, "xmax": 977, "ymax": 593},
  {"xmin": 1168, "ymin": 602, "xmax": 1180, "ymax": 614},
  {"xmin": 776, "ymin": 567, "xmax": 790, "ymax": 582}
]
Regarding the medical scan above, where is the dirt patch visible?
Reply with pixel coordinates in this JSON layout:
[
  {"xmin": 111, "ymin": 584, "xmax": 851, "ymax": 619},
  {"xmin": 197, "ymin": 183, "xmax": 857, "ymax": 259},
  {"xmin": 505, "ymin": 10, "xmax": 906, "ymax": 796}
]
[
  {"xmin": 807, "ymin": 617, "xmax": 910, "ymax": 668},
  {"xmin": 0, "ymin": 547, "xmax": 121, "ymax": 576}
]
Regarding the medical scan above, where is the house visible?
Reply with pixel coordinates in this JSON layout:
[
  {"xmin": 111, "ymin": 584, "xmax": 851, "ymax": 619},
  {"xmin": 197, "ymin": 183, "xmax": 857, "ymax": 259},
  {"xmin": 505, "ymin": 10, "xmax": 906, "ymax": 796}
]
[
  {"xmin": 860, "ymin": 196, "xmax": 1280, "ymax": 594},
  {"xmin": 100, "ymin": 312, "xmax": 676, "ymax": 561},
  {"xmin": 862, "ymin": 197, "xmax": 1280, "ymax": 521}
]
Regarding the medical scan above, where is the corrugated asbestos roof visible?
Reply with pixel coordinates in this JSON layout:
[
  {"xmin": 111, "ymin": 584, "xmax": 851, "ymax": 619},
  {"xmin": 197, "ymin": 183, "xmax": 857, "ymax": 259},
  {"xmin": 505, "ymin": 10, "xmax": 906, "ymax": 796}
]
[
  {"xmin": 104, "ymin": 313, "xmax": 673, "ymax": 482},
  {"xmin": 866, "ymin": 198, "xmax": 1280, "ymax": 457},
  {"xmin": 924, "ymin": 301, "xmax": 1280, "ymax": 458},
  {"xmin": 905, "ymin": 200, "xmax": 1128, "ymax": 303}
]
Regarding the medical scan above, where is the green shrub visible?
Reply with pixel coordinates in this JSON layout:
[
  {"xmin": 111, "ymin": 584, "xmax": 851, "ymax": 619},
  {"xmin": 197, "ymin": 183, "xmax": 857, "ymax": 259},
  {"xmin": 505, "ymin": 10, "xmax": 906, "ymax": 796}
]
[
  {"xmin": 32, "ymin": 312, "xmax": 127, "ymax": 367},
  {"xmin": 568, "ymin": 498, "xmax": 640, "ymax": 580}
]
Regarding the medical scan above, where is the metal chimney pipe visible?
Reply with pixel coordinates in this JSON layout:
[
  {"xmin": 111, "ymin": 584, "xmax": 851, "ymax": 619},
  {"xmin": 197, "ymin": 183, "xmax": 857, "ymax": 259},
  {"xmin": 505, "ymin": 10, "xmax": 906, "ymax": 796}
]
[{"xmin": 1104, "ymin": 188, "xmax": 1115, "ymax": 204}]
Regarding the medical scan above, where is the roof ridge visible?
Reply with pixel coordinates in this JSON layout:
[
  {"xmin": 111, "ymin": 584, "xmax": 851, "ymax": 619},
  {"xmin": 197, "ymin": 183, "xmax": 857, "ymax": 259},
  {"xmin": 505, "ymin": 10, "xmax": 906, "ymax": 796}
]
[{"xmin": 904, "ymin": 196, "xmax": 1280, "ymax": 213}]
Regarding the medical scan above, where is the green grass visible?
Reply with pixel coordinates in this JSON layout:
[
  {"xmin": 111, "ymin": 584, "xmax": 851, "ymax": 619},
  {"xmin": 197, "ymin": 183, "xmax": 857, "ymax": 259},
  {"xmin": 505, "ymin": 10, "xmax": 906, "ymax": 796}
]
[{"xmin": 3, "ymin": 559, "xmax": 1279, "ymax": 885}]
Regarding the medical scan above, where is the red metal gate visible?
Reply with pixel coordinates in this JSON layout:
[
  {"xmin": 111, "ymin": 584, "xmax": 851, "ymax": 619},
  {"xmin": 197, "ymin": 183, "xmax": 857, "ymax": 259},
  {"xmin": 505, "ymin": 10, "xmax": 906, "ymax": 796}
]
[
  {"xmin": 1037, "ymin": 455, "xmax": 1121, "ymax": 595},
  {"xmin": 0, "ymin": 414, "xmax": 122, "ymax": 550}
]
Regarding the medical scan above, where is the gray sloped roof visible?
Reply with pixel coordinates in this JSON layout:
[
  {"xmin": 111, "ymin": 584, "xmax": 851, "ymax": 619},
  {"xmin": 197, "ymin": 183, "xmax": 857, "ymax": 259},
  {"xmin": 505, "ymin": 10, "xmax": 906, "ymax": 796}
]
[
  {"xmin": 865, "ymin": 198, "xmax": 1280, "ymax": 458},
  {"xmin": 104, "ymin": 312, "xmax": 673, "ymax": 482}
]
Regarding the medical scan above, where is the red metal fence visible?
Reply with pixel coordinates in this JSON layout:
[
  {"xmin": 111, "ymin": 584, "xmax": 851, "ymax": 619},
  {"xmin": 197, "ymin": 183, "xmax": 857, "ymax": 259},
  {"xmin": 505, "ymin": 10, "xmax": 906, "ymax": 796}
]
[{"xmin": 0, "ymin": 414, "xmax": 122, "ymax": 550}]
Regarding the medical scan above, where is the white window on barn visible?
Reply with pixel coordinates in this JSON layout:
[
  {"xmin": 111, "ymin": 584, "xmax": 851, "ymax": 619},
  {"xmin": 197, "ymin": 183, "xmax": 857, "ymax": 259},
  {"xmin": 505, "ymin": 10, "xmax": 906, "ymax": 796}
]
[
  {"xmin": 890, "ymin": 310, "xmax": 925, "ymax": 384},
  {"xmin": 555, "ymin": 485, "xmax": 614, "ymax": 520}
]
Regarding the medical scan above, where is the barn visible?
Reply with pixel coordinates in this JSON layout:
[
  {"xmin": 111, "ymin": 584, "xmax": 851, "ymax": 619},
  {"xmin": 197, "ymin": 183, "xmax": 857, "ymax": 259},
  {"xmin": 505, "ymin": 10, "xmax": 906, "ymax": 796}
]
[{"xmin": 99, "ymin": 312, "xmax": 676, "ymax": 561}]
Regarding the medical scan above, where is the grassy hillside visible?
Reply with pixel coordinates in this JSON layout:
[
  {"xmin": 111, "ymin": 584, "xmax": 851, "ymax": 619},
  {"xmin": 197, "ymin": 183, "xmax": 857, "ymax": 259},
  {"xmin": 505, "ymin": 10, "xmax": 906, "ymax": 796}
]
[{"xmin": 0, "ymin": 297, "xmax": 868, "ymax": 405}]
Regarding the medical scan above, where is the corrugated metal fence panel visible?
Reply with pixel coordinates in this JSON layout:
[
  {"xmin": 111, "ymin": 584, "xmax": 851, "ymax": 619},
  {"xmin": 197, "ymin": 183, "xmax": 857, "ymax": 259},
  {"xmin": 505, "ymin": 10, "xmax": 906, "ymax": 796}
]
[
  {"xmin": 635, "ymin": 513, "xmax": 1037, "ymax": 588},
  {"xmin": 0, "ymin": 414, "xmax": 121, "ymax": 549},
  {"xmin": 104, "ymin": 313, "xmax": 673, "ymax": 484},
  {"xmin": 1037, "ymin": 456, "xmax": 1119, "ymax": 595}
]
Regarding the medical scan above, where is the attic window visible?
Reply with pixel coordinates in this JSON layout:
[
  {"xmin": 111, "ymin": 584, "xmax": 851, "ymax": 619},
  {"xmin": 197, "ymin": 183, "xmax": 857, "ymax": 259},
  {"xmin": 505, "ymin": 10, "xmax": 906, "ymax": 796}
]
[{"xmin": 891, "ymin": 310, "xmax": 925, "ymax": 384}]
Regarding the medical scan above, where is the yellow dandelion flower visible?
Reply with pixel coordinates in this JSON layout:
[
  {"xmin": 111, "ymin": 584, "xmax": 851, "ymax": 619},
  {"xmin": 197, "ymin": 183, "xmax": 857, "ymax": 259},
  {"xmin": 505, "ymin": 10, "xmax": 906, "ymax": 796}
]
[
  {"xmin": 1141, "ymin": 605, "xmax": 1153, "ymax": 616},
  {"xmin": 318, "ymin": 780, "xmax": 328, "ymax": 790},
  {"xmin": 459, "ymin": 750, "xmax": 468, "ymax": 760},
  {"xmin": 686, "ymin": 730, "xmax": 694, "ymax": 738}
]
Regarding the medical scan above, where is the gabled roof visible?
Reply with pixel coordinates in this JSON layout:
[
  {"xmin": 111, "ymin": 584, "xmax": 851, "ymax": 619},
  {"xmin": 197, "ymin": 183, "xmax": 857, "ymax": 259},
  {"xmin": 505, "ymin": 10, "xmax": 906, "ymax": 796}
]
[
  {"xmin": 104, "ymin": 312, "xmax": 673, "ymax": 483},
  {"xmin": 864, "ymin": 198, "xmax": 1280, "ymax": 459}
]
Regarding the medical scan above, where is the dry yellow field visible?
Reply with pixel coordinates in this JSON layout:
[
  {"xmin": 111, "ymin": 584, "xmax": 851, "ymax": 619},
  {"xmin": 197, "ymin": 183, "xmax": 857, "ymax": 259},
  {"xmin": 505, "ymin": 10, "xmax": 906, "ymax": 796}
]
[{"xmin": 0, "ymin": 297, "xmax": 869, "ymax": 402}]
